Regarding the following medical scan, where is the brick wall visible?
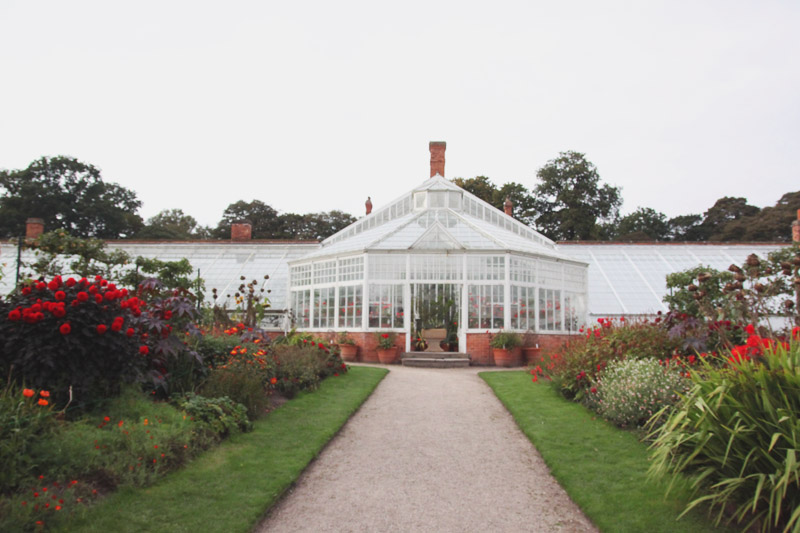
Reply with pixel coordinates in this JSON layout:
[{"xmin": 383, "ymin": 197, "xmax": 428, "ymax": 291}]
[{"xmin": 466, "ymin": 332, "xmax": 579, "ymax": 366}]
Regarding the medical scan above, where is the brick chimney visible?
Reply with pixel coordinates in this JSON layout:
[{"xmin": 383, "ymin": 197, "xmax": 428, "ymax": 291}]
[
  {"xmin": 504, "ymin": 197, "xmax": 513, "ymax": 217},
  {"xmin": 231, "ymin": 222, "xmax": 252, "ymax": 241},
  {"xmin": 429, "ymin": 141, "xmax": 446, "ymax": 178},
  {"xmin": 793, "ymin": 209, "xmax": 800, "ymax": 243},
  {"xmin": 25, "ymin": 218, "xmax": 44, "ymax": 240},
  {"xmin": 365, "ymin": 196, "xmax": 372, "ymax": 215}
]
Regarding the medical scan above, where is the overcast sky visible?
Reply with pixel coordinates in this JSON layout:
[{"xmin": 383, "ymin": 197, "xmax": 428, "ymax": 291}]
[{"xmin": 1, "ymin": 1, "xmax": 798, "ymax": 229}]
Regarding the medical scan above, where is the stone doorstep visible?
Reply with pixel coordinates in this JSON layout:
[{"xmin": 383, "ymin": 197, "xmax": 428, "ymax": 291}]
[
  {"xmin": 401, "ymin": 358, "xmax": 471, "ymax": 368},
  {"xmin": 402, "ymin": 351, "xmax": 469, "ymax": 359},
  {"xmin": 400, "ymin": 351, "xmax": 471, "ymax": 368}
]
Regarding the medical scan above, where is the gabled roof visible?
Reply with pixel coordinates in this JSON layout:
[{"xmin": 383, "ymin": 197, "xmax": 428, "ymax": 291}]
[{"xmin": 295, "ymin": 175, "xmax": 579, "ymax": 263}]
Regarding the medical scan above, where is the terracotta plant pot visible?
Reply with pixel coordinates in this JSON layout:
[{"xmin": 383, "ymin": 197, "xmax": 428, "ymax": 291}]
[
  {"xmin": 522, "ymin": 347, "xmax": 542, "ymax": 365},
  {"xmin": 377, "ymin": 347, "xmax": 398, "ymax": 364},
  {"xmin": 493, "ymin": 347, "xmax": 521, "ymax": 367},
  {"xmin": 339, "ymin": 344, "xmax": 358, "ymax": 362}
]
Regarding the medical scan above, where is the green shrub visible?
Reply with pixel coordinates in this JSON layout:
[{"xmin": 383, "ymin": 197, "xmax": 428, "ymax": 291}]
[
  {"xmin": 200, "ymin": 367, "xmax": 270, "ymax": 420},
  {"xmin": 590, "ymin": 357, "xmax": 689, "ymax": 428},
  {"xmin": 0, "ymin": 384, "xmax": 57, "ymax": 492},
  {"xmin": 0, "ymin": 275, "xmax": 145, "ymax": 409},
  {"xmin": 649, "ymin": 336, "xmax": 800, "ymax": 532},
  {"xmin": 548, "ymin": 318, "xmax": 680, "ymax": 400},
  {"xmin": 172, "ymin": 393, "xmax": 251, "ymax": 437}
]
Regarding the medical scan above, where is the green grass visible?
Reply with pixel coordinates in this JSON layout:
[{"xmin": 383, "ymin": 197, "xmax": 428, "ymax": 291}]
[
  {"xmin": 480, "ymin": 370, "xmax": 731, "ymax": 533},
  {"xmin": 56, "ymin": 366, "xmax": 388, "ymax": 533}
]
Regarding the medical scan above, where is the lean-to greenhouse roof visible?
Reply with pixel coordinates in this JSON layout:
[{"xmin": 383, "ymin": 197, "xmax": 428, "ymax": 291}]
[
  {"xmin": 559, "ymin": 242, "xmax": 791, "ymax": 318},
  {"xmin": 296, "ymin": 175, "xmax": 578, "ymax": 263}
]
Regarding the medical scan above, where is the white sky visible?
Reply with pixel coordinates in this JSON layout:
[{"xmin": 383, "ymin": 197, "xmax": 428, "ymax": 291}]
[{"xmin": 1, "ymin": 1, "xmax": 798, "ymax": 229}]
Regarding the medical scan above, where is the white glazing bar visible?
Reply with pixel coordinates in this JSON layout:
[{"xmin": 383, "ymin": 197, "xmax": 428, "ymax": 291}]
[
  {"xmin": 361, "ymin": 255, "xmax": 370, "ymax": 331},
  {"xmin": 504, "ymin": 253, "xmax": 511, "ymax": 329}
]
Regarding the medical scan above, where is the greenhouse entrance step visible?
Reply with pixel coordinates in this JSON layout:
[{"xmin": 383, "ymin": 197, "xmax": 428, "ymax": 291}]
[{"xmin": 401, "ymin": 351, "xmax": 471, "ymax": 368}]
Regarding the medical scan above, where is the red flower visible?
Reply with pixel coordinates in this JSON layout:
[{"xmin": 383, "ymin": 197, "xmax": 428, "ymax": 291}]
[
  {"xmin": 52, "ymin": 305, "xmax": 66, "ymax": 318},
  {"xmin": 590, "ymin": 387, "xmax": 597, "ymax": 394},
  {"xmin": 38, "ymin": 398, "xmax": 48, "ymax": 406},
  {"xmin": 48, "ymin": 280, "xmax": 59, "ymax": 290},
  {"xmin": 163, "ymin": 310, "xmax": 172, "ymax": 320},
  {"xmin": 21, "ymin": 287, "xmax": 31, "ymax": 295},
  {"xmin": 126, "ymin": 327, "xmax": 135, "ymax": 337},
  {"xmin": 104, "ymin": 416, "xmax": 110, "ymax": 422},
  {"xmin": 8, "ymin": 309, "xmax": 21, "ymax": 321},
  {"xmin": 96, "ymin": 324, "xmax": 108, "ymax": 335},
  {"xmin": 745, "ymin": 324, "xmax": 756, "ymax": 335},
  {"xmin": 59, "ymin": 323, "xmax": 71, "ymax": 335},
  {"xmin": 76, "ymin": 292, "xmax": 89, "ymax": 302},
  {"xmin": 270, "ymin": 377, "xmax": 278, "ymax": 385},
  {"xmin": 381, "ymin": 333, "xmax": 389, "ymax": 338},
  {"xmin": 40, "ymin": 390, "xmax": 50, "ymax": 398},
  {"xmin": 23, "ymin": 388, "xmax": 35, "ymax": 398},
  {"xmin": 65, "ymin": 277, "xmax": 76, "ymax": 287},
  {"xmin": 139, "ymin": 346, "xmax": 149, "ymax": 355},
  {"xmin": 54, "ymin": 291, "xmax": 66, "ymax": 301},
  {"xmin": 94, "ymin": 294, "xmax": 103, "ymax": 304}
]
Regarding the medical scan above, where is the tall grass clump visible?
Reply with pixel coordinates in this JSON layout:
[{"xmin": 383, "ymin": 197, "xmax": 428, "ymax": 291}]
[{"xmin": 649, "ymin": 328, "xmax": 800, "ymax": 532}]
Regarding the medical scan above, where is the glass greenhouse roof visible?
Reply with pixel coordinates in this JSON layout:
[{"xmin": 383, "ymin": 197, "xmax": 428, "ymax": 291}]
[
  {"xmin": 298, "ymin": 175, "xmax": 574, "ymax": 263},
  {"xmin": 559, "ymin": 243, "xmax": 790, "ymax": 318}
]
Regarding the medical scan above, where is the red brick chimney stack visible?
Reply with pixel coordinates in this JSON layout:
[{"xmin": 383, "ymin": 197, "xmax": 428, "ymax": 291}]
[
  {"xmin": 792, "ymin": 209, "xmax": 800, "ymax": 243},
  {"xmin": 429, "ymin": 141, "xmax": 446, "ymax": 178},
  {"xmin": 504, "ymin": 197, "xmax": 513, "ymax": 217},
  {"xmin": 231, "ymin": 222, "xmax": 252, "ymax": 241},
  {"xmin": 365, "ymin": 197, "xmax": 373, "ymax": 215},
  {"xmin": 25, "ymin": 218, "xmax": 44, "ymax": 240}
]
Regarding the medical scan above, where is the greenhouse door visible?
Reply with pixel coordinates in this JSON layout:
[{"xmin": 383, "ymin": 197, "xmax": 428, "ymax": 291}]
[{"xmin": 411, "ymin": 283, "xmax": 461, "ymax": 352}]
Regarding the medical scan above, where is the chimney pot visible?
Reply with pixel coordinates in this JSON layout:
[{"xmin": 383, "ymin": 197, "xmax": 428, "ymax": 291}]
[
  {"xmin": 231, "ymin": 222, "xmax": 252, "ymax": 241},
  {"xmin": 503, "ymin": 197, "xmax": 513, "ymax": 217},
  {"xmin": 25, "ymin": 218, "xmax": 44, "ymax": 240},
  {"xmin": 365, "ymin": 196, "xmax": 373, "ymax": 215},
  {"xmin": 429, "ymin": 141, "xmax": 446, "ymax": 178}
]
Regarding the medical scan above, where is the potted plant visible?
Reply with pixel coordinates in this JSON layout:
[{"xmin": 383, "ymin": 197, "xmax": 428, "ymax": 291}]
[
  {"xmin": 375, "ymin": 331, "xmax": 399, "ymax": 364},
  {"xmin": 490, "ymin": 330, "xmax": 523, "ymax": 367},
  {"xmin": 412, "ymin": 331, "xmax": 428, "ymax": 352},
  {"xmin": 521, "ymin": 330, "xmax": 541, "ymax": 365},
  {"xmin": 336, "ymin": 331, "xmax": 358, "ymax": 362}
]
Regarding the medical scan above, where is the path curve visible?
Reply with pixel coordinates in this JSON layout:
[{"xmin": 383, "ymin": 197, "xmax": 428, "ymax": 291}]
[{"xmin": 256, "ymin": 365, "xmax": 598, "ymax": 533}]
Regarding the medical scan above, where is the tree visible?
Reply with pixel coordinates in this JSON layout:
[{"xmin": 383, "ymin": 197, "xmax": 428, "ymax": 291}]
[
  {"xmin": 451, "ymin": 176, "xmax": 536, "ymax": 225},
  {"xmin": 614, "ymin": 207, "xmax": 670, "ymax": 241},
  {"xmin": 212, "ymin": 200, "xmax": 281, "ymax": 239},
  {"xmin": 700, "ymin": 196, "xmax": 760, "ymax": 241},
  {"xmin": 137, "ymin": 209, "xmax": 210, "ymax": 240},
  {"xmin": 531, "ymin": 151, "xmax": 622, "ymax": 241},
  {"xmin": 0, "ymin": 156, "xmax": 143, "ymax": 239},
  {"xmin": 668, "ymin": 214, "xmax": 704, "ymax": 241},
  {"xmin": 722, "ymin": 191, "xmax": 800, "ymax": 242}
]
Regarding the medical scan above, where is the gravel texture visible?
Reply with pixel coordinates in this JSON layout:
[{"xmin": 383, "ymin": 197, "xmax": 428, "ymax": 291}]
[{"xmin": 256, "ymin": 365, "xmax": 598, "ymax": 533}]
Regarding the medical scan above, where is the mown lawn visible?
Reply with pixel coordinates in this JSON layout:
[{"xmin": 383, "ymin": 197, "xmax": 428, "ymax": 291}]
[{"xmin": 481, "ymin": 370, "xmax": 730, "ymax": 533}]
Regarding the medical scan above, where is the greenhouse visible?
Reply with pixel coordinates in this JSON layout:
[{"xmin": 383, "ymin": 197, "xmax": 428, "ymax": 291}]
[{"xmin": 285, "ymin": 143, "xmax": 589, "ymax": 360}]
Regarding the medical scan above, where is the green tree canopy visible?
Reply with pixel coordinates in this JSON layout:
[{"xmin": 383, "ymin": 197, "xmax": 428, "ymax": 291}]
[
  {"xmin": 700, "ymin": 196, "xmax": 760, "ymax": 241},
  {"xmin": 614, "ymin": 207, "xmax": 670, "ymax": 241},
  {"xmin": 0, "ymin": 156, "xmax": 142, "ymax": 239},
  {"xmin": 213, "ymin": 200, "xmax": 356, "ymax": 240},
  {"xmin": 668, "ymin": 214, "xmax": 704, "ymax": 241},
  {"xmin": 451, "ymin": 176, "xmax": 536, "ymax": 225},
  {"xmin": 531, "ymin": 151, "xmax": 622, "ymax": 241},
  {"xmin": 137, "ymin": 209, "xmax": 210, "ymax": 240},
  {"xmin": 212, "ymin": 200, "xmax": 281, "ymax": 239}
]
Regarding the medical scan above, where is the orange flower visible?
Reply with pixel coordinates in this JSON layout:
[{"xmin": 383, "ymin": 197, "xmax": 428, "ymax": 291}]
[
  {"xmin": 23, "ymin": 388, "xmax": 35, "ymax": 398},
  {"xmin": 38, "ymin": 399, "xmax": 49, "ymax": 406},
  {"xmin": 39, "ymin": 390, "xmax": 50, "ymax": 398}
]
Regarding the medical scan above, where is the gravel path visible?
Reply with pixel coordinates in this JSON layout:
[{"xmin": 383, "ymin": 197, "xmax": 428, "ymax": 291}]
[{"xmin": 256, "ymin": 365, "xmax": 598, "ymax": 533}]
